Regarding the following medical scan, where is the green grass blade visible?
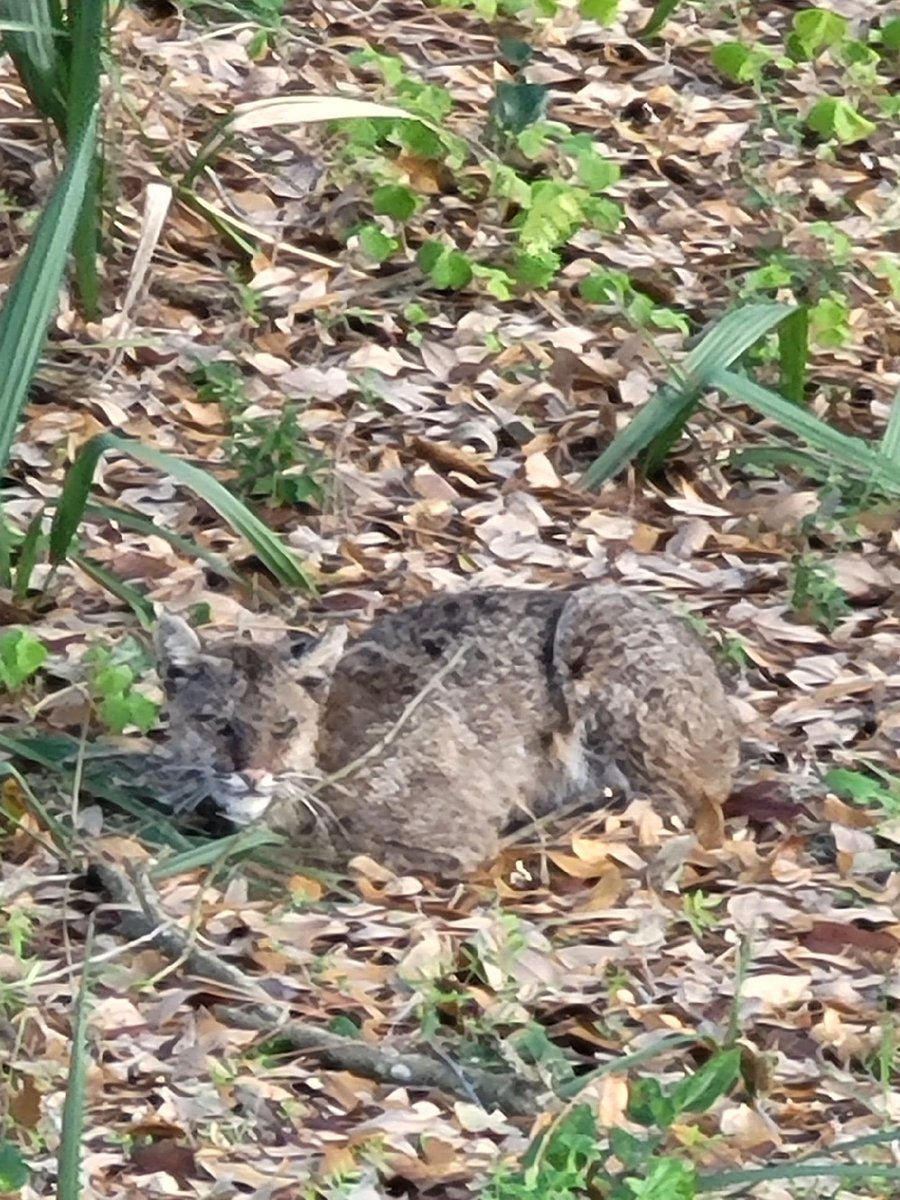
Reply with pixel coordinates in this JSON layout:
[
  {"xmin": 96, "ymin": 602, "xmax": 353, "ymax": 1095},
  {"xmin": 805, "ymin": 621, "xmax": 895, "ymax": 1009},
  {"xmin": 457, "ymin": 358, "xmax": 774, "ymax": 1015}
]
[
  {"xmin": 636, "ymin": 0, "xmax": 684, "ymax": 40},
  {"xmin": 12, "ymin": 507, "xmax": 45, "ymax": 600},
  {"xmin": 69, "ymin": 550, "xmax": 156, "ymax": 625},
  {"xmin": 580, "ymin": 380, "xmax": 699, "ymax": 490},
  {"xmin": 728, "ymin": 446, "xmax": 827, "ymax": 477},
  {"xmin": 184, "ymin": 95, "xmax": 425, "ymax": 188},
  {"xmin": 580, "ymin": 302, "xmax": 796, "ymax": 489},
  {"xmin": 680, "ymin": 303, "xmax": 795, "ymax": 380},
  {"xmin": 56, "ymin": 918, "xmax": 93, "ymax": 1200},
  {"xmin": 151, "ymin": 829, "xmax": 284, "ymax": 880},
  {"xmin": 0, "ymin": 104, "xmax": 97, "ymax": 473},
  {"xmin": 777, "ymin": 306, "xmax": 809, "ymax": 404},
  {"xmin": 0, "ymin": 729, "xmax": 82, "ymax": 767},
  {"xmin": 83, "ymin": 501, "xmax": 239, "ymax": 583},
  {"xmin": 699, "ymin": 1162, "xmax": 900, "ymax": 1192},
  {"xmin": 66, "ymin": 0, "xmax": 104, "ymax": 317},
  {"xmin": 879, "ymin": 381, "xmax": 900, "ymax": 466},
  {"xmin": 65, "ymin": 0, "xmax": 101, "ymax": 140},
  {"xmin": 711, "ymin": 367, "xmax": 900, "ymax": 494},
  {"xmin": 0, "ymin": 0, "xmax": 69, "ymax": 135},
  {"xmin": 50, "ymin": 433, "xmax": 315, "ymax": 591}
]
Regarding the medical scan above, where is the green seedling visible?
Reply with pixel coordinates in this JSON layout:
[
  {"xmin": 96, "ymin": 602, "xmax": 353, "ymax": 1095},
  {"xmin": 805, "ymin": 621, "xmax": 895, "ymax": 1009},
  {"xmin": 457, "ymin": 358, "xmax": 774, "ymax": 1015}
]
[
  {"xmin": 85, "ymin": 641, "xmax": 158, "ymax": 734},
  {"xmin": 0, "ymin": 630, "xmax": 47, "ymax": 691}
]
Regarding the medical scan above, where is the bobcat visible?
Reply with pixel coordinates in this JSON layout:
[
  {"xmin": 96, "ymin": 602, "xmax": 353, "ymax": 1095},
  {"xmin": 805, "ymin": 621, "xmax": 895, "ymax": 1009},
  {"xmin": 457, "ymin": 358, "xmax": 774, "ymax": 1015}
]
[{"xmin": 154, "ymin": 586, "xmax": 740, "ymax": 873}]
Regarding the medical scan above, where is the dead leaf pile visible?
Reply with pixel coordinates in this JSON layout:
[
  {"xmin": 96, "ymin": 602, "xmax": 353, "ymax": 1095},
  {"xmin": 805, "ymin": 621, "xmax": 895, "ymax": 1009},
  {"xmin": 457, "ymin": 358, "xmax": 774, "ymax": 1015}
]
[{"xmin": 1, "ymin": 0, "xmax": 899, "ymax": 1194}]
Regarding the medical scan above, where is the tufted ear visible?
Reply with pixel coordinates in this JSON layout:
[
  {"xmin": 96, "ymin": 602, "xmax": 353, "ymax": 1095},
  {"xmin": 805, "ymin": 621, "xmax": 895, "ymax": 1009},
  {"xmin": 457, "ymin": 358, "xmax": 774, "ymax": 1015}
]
[
  {"xmin": 154, "ymin": 613, "xmax": 203, "ymax": 667},
  {"xmin": 287, "ymin": 625, "xmax": 347, "ymax": 688},
  {"xmin": 294, "ymin": 624, "xmax": 348, "ymax": 681}
]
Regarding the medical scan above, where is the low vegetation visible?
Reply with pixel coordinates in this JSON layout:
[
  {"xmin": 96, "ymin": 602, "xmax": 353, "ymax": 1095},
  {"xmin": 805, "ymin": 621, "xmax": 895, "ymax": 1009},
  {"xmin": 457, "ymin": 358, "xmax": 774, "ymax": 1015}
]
[{"xmin": 0, "ymin": 0, "xmax": 898, "ymax": 1196}]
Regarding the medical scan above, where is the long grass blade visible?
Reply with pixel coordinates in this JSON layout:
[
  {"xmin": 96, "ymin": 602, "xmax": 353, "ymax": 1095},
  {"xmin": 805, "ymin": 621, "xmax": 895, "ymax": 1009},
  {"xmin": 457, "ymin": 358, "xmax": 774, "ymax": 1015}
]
[
  {"xmin": 67, "ymin": 0, "xmax": 105, "ymax": 317},
  {"xmin": 83, "ymin": 501, "xmax": 239, "ymax": 583},
  {"xmin": 0, "ymin": 0, "xmax": 69, "ymax": 135},
  {"xmin": 50, "ymin": 433, "xmax": 315, "ymax": 591},
  {"xmin": 710, "ymin": 367, "xmax": 900, "ymax": 494},
  {"xmin": 56, "ymin": 917, "xmax": 94, "ymax": 1200},
  {"xmin": 680, "ymin": 303, "xmax": 795, "ymax": 381},
  {"xmin": 69, "ymin": 550, "xmax": 156, "ymax": 625},
  {"xmin": 185, "ymin": 95, "xmax": 425, "ymax": 188},
  {"xmin": 12, "ymin": 507, "xmax": 45, "ymax": 601},
  {"xmin": 0, "ymin": 105, "xmax": 98, "ymax": 473},
  {"xmin": 777, "ymin": 306, "xmax": 809, "ymax": 405},
  {"xmin": 580, "ymin": 380, "xmax": 697, "ymax": 490},
  {"xmin": 580, "ymin": 303, "xmax": 796, "ymax": 489},
  {"xmin": 636, "ymin": 0, "xmax": 684, "ymax": 40},
  {"xmin": 878, "ymin": 381, "xmax": 900, "ymax": 466}
]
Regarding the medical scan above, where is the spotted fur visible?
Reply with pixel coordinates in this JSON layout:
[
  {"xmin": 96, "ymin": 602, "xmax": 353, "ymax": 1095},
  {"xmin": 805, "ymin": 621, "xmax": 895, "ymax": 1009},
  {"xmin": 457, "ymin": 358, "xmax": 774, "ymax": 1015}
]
[{"xmin": 155, "ymin": 586, "xmax": 740, "ymax": 873}]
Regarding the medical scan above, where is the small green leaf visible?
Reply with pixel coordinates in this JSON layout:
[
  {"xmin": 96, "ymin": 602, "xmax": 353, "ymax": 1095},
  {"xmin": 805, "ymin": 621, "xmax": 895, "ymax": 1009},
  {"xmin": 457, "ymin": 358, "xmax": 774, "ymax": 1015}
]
[
  {"xmin": 471, "ymin": 264, "xmax": 515, "ymax": 300},
  {"xmin": 349, "ymin": 48, "xmax": 405, "ymax": 88},
  {"xmin": 491, "ymin": 163, "xmax": 532, "ymax": 206},
  {"xmin": 583, "ymin": 194, "xmax": 623, "ymax": 233},
  {"xmin": 806, "ymin": 97, "xmax": 876, "ymax": 143},
  {"xmin": 0, "ymin": 630, "xmax": 48, "ymax": 689},
  {"xmin": 94, "ymin": 664, "xmax": 133, "ymax": 696},
  {"xmin": 372, "ymin": 184, "xmax": 417, "ymax": 221},
  {"xmin": 627, "ymin": 1156, "xmax": 696, "ymax": 1199},
  {"xmin": 403, "ymin": 301, "xmax": 430, "ymax": 325},
  {"xmin": 100, "ymin": 693, "xmax": 133, "ymax": 734},
  {"xmin": 489, "ymin": 81, "xmax": 549, "ymax": 136},
  {"xmin": 516, "ymin": 124, "xmax": 554, "ymax": 160},
  {"xmin": 512, "ymin": 249, "xmax": 559, "ymax": 288},
  {"xmin": 576, "ymin": 150, "xmax": 620, "ymax": 193},
  {"xmin": 790, "ymin": 7, "xmax": 848, "ymax": 60},
  {"xmin": 711, "ymin": 41, "xmax": 760, "ymax": 83},
  {"xmin": 498, "ymin": 37, "xmax": 533, "ymax": 68},
  {"xmin": 670, "ymin": 1048, "xmax": 741, "ymax": 1115},
  {"xmin": 0, "ymin": 1141, "xmax": 29, "ymax": 1191},
  {"xmin": 399, "ymin": 121, "xmax": 445, "ymax": 159},
  {"xmin": 883, "ymin": 19, "xmax": 900, "ymax": 51},
  {"xmin": 580, "ymin": 0, "xmax": 619, "ymax": 20},
  {"xmin": 123, "ymin": 692, "xmax": 159, "ymax": 734},
  {"xmin": 519, "ymin": 181, "xmax": 585, "ymax": 252},
  {"xmin": 416, "ymin": 243, "xmax": 473, "ymax": 290},
  {"xmin": 357, "ymin": 224, "xmax": 398, "ymax": 263},
  {"xmin": 328, "ymin": 1014, "xmax": 363, "ymax": 1038},
  {"xmin": 401, "ymin": 82, "xmax": 453, "ymax": 125},
  {"xmin": 809, "ymin": 294, "xmax": 851, "ymax": 347},
  {"xmin": 825, "ymin": 768, "xmax": 900, "ymax": 810},
  {"xmin": 581, "ymin": 268, "xmax": 630, "ymax": 305}
]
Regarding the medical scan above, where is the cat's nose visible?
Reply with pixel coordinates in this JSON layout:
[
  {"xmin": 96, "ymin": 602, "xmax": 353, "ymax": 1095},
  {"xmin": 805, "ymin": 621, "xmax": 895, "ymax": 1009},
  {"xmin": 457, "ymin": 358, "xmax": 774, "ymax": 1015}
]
[{"xmin": 240, "ymin": 769, "xmax": 273, "ymax": 791}]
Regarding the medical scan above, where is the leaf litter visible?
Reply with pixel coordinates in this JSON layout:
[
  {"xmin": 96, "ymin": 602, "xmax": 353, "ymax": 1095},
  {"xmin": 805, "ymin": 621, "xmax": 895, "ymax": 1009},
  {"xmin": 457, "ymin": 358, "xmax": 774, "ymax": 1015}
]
[{"xmin": 1, "ymin": 0, "xmax": 900, "ymax": 1195}]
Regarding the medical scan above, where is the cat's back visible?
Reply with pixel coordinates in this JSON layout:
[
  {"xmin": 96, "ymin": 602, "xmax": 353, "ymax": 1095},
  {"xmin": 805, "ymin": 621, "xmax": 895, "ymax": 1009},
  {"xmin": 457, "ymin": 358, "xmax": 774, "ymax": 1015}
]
[{"xmin": 319, "ymin": 587, "xmax": 568, "ymax": 751}]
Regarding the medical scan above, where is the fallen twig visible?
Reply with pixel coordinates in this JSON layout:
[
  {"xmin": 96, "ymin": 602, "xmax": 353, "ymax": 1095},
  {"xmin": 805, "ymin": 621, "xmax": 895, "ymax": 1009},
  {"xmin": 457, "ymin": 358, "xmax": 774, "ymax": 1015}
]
[{"xmin": 92, "ymin": 859, "xmax": 544, "ymax": 1117}]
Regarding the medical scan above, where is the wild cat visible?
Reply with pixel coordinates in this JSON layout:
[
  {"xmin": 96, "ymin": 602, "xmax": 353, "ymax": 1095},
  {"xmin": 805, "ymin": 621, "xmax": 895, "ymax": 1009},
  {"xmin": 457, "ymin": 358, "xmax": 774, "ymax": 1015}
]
[{"xmin": 154, "ymin": 586, "xmax": 740, "ymax": 874}]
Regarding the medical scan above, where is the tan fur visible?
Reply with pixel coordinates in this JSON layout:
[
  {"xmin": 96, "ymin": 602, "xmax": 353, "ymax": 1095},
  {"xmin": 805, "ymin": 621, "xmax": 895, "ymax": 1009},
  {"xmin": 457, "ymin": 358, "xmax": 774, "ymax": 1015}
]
[{"xmin": 155, "ymin": 586, "xmax": 740, "ymax": 873}]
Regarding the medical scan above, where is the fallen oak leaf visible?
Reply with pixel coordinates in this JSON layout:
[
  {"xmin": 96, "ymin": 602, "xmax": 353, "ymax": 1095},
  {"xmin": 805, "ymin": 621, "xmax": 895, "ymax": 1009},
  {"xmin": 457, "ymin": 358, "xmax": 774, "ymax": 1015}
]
[{"xmin": 90, "ymin": 860, "xmax": 544, "ymax": 1116}]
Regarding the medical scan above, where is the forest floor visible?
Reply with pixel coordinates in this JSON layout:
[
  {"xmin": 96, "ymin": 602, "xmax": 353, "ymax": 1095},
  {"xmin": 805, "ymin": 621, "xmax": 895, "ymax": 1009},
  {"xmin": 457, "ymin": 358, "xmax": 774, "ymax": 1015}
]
[{"xmin": 1, "ymin": 0, "xmax": 900, "ymax": 1196}]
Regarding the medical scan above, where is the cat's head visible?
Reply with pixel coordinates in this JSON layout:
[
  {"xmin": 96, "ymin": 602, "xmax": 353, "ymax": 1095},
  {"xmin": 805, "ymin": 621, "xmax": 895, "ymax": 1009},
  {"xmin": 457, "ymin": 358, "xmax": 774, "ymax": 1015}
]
[{"xmin": 154, "ymin": 614, "xmax": 346, "ymax": 824}]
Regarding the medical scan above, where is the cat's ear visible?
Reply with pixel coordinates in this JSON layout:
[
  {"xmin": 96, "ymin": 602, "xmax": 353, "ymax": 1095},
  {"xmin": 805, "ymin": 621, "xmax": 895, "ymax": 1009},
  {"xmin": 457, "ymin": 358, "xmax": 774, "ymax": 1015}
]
[
  {"xmin": 154, "ymin": 613, "xmax": 203, "ymax": 667},
  {"xmin": 286, "ymin": 626, "xmax": 347, "ymax": 692},
  {"xmin": 288, "ymin": 625, "xmax": 347, "ymax": 673}
]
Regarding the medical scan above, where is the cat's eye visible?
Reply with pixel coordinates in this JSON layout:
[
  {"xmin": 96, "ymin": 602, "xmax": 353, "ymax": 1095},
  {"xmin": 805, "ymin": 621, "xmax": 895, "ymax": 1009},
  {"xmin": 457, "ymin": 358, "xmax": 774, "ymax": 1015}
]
[
  {"xmin": 272, "ymin": 717, "xmax": 298, "ymax": 740},
  {"xmin": 287, "ymin": 633, "xmax": 315, "ymax": 660}
]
